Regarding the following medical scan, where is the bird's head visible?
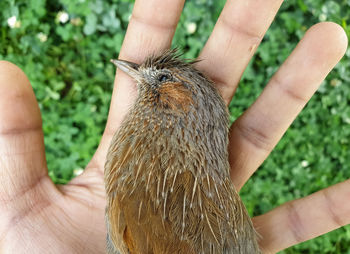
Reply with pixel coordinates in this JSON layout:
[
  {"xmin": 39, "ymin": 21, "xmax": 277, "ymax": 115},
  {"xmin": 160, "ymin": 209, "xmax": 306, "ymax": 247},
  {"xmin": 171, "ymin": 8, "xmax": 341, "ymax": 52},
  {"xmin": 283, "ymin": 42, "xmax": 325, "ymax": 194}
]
[{"xmin": 111, "ymin": 49, "xmax": 209, "ymax": 114}]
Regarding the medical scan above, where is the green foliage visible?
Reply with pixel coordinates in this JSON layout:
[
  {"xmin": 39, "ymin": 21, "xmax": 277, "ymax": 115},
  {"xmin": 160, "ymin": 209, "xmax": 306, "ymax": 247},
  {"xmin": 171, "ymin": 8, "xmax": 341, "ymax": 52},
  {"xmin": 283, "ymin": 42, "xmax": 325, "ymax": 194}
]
[{"xmin": 0, "ymin": 0, "xmax": 349, "ymax": 252}]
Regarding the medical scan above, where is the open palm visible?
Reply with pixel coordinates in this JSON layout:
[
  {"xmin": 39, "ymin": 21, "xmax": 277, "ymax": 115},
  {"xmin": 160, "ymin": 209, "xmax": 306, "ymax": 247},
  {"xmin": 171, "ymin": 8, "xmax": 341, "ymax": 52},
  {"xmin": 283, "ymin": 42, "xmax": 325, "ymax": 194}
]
[{"xmin": 0, "ymin": 0, "xmax": 348, "ymax": 253}]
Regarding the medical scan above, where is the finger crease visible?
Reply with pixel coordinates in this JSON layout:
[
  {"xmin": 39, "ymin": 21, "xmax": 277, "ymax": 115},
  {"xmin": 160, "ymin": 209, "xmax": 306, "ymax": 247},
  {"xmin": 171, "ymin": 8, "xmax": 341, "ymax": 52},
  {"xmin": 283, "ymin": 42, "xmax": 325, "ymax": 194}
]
[
  {"xmin": 0, "ymin": 148, "xmax": 44, "ymax": 157},
  {"xmin": 286, "ymin": 201, "xmax": 306, "ymax": 243},
  {"xmin": 0, "ymin": 173, "xmax": 48, "ymax": 205},
  {"xmin": 322, "ymin": 189, "xmax": 344, "ymax": 228},
  {"xmin": 63, "ymin": 184, "xmax": 104, "ymax": 208},
  {"xmin": 233, "ymin": 121, "xmax": 273, "ymax": 152},
  {"xmin": 63, "ymin": 169, "xmax": 105, "ymax": 203},
  {"xmin": 0, "ymin": 125, "xmax": 42, "ymax": 136},
  {"xmin": 210, "ymin": 76, "xmax": 230, "ymax": 90},
  {"xmin": 131, "ymin": 13, "xmax": 177, "ymax": 32},
  {"xmin": 0, "ymin": 175, "xmax": 54, "ymax": 240},
  {"xmin": 271, "ymin": 76, "xmax": 308, "ymax": 103},
  {"xmin": 8, "ymin": 194, "xmax": 52, "ymax": 230},
  {"xmin": 220, "ymin": 17, "xmax": 263, "ymax": 43}
]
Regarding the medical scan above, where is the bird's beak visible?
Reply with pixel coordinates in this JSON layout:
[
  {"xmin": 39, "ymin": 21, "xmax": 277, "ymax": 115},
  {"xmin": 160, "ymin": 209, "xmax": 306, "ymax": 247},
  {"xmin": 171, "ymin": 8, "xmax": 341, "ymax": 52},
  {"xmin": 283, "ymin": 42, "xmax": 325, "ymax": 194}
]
[{"xmin": 110, "ymin": 59, "xmax": 141, "ymax": 80}]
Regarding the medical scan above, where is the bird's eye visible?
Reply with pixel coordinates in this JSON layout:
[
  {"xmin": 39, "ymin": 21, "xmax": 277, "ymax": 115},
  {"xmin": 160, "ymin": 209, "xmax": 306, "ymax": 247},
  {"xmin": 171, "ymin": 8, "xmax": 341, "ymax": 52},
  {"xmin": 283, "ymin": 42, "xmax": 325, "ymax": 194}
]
[{"xmin": 158, "ymin": 74, "xmax": 171, "ymax": 82}]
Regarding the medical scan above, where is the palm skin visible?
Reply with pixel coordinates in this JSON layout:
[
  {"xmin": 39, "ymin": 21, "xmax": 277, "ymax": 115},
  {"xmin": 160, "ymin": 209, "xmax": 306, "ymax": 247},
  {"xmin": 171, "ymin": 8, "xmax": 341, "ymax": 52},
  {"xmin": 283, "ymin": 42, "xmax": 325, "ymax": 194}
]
[{"xmin": 0, "ymin": 1, "xmax": 349, "ymax": 254}]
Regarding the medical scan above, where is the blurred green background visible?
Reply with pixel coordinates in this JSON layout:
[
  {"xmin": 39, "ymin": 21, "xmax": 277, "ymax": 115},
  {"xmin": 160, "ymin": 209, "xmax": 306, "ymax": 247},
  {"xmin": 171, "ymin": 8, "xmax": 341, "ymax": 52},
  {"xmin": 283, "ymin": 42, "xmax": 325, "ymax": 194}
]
[{"xmin": 1, "ymin": 0, "xmax": 350, "ymax": 253}]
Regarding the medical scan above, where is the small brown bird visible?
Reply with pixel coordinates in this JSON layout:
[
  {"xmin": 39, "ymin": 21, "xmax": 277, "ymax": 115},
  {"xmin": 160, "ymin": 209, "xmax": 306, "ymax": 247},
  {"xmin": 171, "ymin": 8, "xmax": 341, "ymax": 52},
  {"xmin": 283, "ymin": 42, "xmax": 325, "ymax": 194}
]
[{"xmin": 105, "ymin": 49, "xmax": 260, "ymax": 254}]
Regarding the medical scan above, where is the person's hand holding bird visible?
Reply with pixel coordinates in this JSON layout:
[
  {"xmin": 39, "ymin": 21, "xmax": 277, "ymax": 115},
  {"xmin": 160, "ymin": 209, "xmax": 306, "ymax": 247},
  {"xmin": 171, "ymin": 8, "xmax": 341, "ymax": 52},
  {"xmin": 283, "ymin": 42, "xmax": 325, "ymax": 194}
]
[{"xmin": 0, "ymin": 0, "xmax": 348, "ymax": 253}]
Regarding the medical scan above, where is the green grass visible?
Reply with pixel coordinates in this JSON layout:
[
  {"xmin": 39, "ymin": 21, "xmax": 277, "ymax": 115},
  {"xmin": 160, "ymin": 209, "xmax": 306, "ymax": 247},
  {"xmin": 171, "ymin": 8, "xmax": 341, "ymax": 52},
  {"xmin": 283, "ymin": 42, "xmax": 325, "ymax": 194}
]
[{"xmin": 1, "ymin": 0, "xmax": 350, "ymax": 252}]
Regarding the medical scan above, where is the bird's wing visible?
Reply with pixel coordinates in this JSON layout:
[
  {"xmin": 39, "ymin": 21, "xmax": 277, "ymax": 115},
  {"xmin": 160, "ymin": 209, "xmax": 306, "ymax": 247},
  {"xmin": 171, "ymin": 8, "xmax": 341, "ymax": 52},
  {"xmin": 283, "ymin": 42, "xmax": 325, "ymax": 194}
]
[{"xmin": 106, "ymin": 198, "xmax": 131, "ymax": 254}]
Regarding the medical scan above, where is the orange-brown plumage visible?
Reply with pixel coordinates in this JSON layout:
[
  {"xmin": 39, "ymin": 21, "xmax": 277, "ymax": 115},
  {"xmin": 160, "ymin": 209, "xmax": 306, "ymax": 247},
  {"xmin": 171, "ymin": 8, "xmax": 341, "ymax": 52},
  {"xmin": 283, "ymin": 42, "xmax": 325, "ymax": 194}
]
[
  {"xmin": 105, "ymin": 50, "xmax": 260, "ymax": 254},
  {"xmin": 158, "ymin": 81, "xmax": 193, "ymax": 112}
]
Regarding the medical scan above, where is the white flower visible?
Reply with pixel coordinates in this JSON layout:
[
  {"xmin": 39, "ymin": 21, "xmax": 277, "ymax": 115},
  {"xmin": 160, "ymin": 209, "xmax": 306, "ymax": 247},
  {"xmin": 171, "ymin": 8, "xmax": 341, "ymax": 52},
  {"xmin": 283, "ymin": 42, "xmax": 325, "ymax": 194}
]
[
  {"xmin": 186, "ymin": 22, "xmax": 197, "ymax": 34},
  {"xmin": 73, "ymin": 168, "xmax": 84, "ymax": 176},
  {"xmin": 37, "ymin": 32, "xmax": 48, "ymax": 42},
  {"xmin": 57, "ymin": 11, "xmax": 69, "ymax": 24},
  {"xmin": 319, "ymin": 13, "xmax": 327, "ymax": 22},
  {"xmin": 301, "ymin": 160, "xmax": 309, "ymax": 168},
  {"xmin": 7, "ymin": 16, "xmax": 21, "ymax": 28},
  {"xmin": 7, "ymin": 16, "xmax": 17, "ymax": 28}
]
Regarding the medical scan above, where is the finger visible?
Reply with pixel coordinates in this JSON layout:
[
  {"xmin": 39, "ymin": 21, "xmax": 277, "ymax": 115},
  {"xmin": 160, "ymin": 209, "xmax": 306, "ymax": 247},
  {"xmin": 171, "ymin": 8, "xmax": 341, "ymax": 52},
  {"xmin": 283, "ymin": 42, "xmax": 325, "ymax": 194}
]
[
  {"xmin": 0, "ymin": 61, "xmax": 51, "ymax": 202},
  {"xmin": 89, "ymin": 0, "xmax": 185, "ymax": 171},
  {"xmin": 229, "ymin": 22, "xmax": 348, "ymax": 190},
  {"xmin": 197, "ymin": 0, "xmax": 284, "ymax": 104},
  {"xmin": 111, "ymin": 0, "xmax": 185, "ymax": 127},
  {"xmin": 252, "ymin": 179, "xmax": 350, "ymax": 253}
]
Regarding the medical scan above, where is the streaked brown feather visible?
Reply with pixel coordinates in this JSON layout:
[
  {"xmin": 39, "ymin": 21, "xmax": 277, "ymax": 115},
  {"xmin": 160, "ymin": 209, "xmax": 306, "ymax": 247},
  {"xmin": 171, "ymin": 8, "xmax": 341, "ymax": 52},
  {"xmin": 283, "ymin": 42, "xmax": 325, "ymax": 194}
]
[{"xmin": 123, "ymin": 227, "xmax": 136, "ymax": 253}]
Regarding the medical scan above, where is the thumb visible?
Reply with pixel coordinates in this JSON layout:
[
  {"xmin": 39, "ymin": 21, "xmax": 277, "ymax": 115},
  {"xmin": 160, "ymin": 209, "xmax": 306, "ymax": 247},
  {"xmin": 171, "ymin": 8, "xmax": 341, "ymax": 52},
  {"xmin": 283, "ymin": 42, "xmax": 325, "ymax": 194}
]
[{"xmin": 0, "ymin": 61, "xmax": 52, "ymax": 203}]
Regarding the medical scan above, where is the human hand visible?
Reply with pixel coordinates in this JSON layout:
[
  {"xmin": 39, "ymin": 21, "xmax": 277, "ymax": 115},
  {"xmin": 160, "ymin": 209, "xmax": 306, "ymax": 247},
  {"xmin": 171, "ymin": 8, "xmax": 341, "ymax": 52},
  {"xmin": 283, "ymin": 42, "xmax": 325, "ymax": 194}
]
[{"xmin": 0, "ymin": 0, "xmax": 348, "ymax": 253}]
